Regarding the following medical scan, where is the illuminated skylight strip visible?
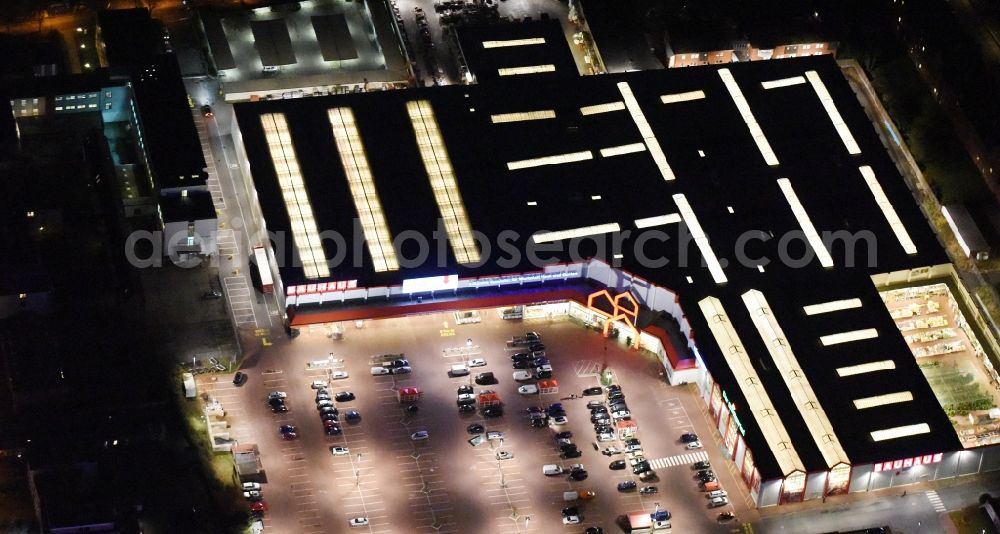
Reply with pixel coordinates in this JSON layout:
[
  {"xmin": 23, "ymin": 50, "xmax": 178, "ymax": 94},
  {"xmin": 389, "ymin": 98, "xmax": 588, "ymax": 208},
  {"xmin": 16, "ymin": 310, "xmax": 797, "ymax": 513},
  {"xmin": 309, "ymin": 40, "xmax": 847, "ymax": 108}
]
[
  {"xmin": 836, "ymin": 360, "xmax": 896, "ymax": 377},
  {"xmin": 660, "ymin": 90, "xmax": 706, "ymax": 104},
  {"xmin": 871, "ymin": 423, "xmax": 930, "ymax": 442},
  {"xmin": 859, "ymin": 166, "xmax": 917, "ymax": 255},
  {"xmin": 260, "ymin": 113, "xmax": 330, "ymax": 279},
  {"xmin": 406, "ymin": 100, "xmax": 481, "ymax": 265},
  {"xmin": 327, "ymin": 108, "xmax": 399, "ymax": 272},
  {"xmin": 674, "ymin": 194, "xmax": 727, "ymax": 284},
  {"xmin": 634, "ymin": 213, "xmax": 682, "ymax": 228},
  {"xmin": 718, "ymin": 69, "xmax": 779, "ymax": 166},
  {"xmin": 853, "ymin": 391, "xmax": 913, "ymax": 410},
  {"xmin": 698, "ymin": 297, "xmax": 806, "ymax": 477},
  {"xmin": 820, "ymin": 328, "xmax": 879, "ymax": 346},
  {"xmin": 805, "ymin": 70, "xmax": 861, "ymax": 155},
  {"xmin": 777, "ymin": 178, "xmax": 834, "ymax": 268},
  {"xmin": 743, "ymin": 290, "xmax": 850, "ymax": 469},
  {"xmin": 803, "ymin": 298, "xmax": 863, "ymax": 316},
  {"xmin": 532, "ymin": 223, "xmax": 621, "ymax": 244},
  {"xmin": 498, "ymin": 64, "xmax": 555, "ymax": 76},
  {"xmin": 618, "ymin": 82, "xmax": 676, "ymax": 181},
  {"xmin": 490, "ymin": 110, "xmax": 556, "ymax": 123},
  {"xmin": 507, "ymin": 151, "xmax": 593, "ymax": 170},
  {"xmin": 599, "ymin": 143, "xmax": 646, "ymax": 158},
  {"xmin": 482, "ymin": 37, "xmax": 546, "ymax": 48},
  {"xmin": 580, "ymin": 102, "xmax": 626, "ymax": 115},
  {"xmin": 761, "ymin": 76, "xmax": 807, "ymax": 89}
]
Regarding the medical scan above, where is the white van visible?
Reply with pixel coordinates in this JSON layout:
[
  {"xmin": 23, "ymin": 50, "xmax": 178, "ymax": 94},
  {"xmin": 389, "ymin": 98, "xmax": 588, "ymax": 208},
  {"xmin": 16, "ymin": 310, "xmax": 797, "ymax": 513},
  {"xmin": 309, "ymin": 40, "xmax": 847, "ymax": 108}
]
[
  {"xmin": 543, "ymin": 464, "xmax": 563, "ymax": 476},
  {"xmin": 449, "ymin": 364, "xmax": 469, "ymax": 377},
  {"xmin": 707, "ymin": 490, "xmax": 728, "ymax": 499},
  {"xmin": 563, "ymin": 491, "xmax": 579, "ymax": 501}
]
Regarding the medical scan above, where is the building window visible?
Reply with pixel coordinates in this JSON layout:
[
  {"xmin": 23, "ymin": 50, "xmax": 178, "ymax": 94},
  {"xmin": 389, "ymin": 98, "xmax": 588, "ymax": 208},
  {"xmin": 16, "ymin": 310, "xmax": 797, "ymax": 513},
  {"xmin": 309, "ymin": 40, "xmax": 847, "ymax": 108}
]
[
  {"xmin": 817, "ymin": 43, "xmax": 824, "ymax": 49},
  {"xmin": 88, "ymin": 103, "xmax": 97, "ymax": 109},
  {"xmin": 679, "ymin": 54, "xmax": 686, "ymax": 59},
  {"xmin": 105, "ymin": 91, "xmax": 112, "ymax": 98},
  {"xmin": 55, "ymin": 106, "xmax": 63, "ymax": 111},
  {"xmin": 105, "ymin": 103, "xmax": 112, "ymax": 110},
  {"xmin": 804, "ymin": 44, "xmax": 811, "ymax": 49}
]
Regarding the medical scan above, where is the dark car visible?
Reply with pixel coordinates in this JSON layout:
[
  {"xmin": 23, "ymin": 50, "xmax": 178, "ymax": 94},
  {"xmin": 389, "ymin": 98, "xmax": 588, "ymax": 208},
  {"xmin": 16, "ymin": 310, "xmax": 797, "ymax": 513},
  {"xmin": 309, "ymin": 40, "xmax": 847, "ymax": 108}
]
[
  {"xmin": 325, "ymin": 425, "xmax": 342, "ymax": 435},
  {"xmin": 607, "ymin": 384, "xmax": 622, "ymax": 393},
  {"xmin": 233, "ymin": 372, "xmax": 247, "ymax": 386},
  {"xmin": 531, "ymin": 418, "xmax": 548, "ymax": 428},
  {"xmin": 583, "ymin": 387, "xmax": 603, "ymax": 396},
  {"xmin": 388, "ymin": 359, "xmax": 409, "ymax": 368},
  {"xmin": 528, "ymin": 342, "xmax": 545, "ymax": 352},
  {"xmin": 585, "ymin": 528, "xmax": 604, "ymax": 534},
  {"xmin": 475, "ymin": 372, "xmax": 497, "ymax": 385},
  {"xmin": 201, "ymin": 104, "xmax": 213, "ymax": 117},
  {"xmin": 457, "ymin": 397, "xmax": 476, "ymax": 406},
  {"xmin": 268, "ymin": 397, "xmax": 284, "ymax": 407},
  {"xmin": 459, "ymin": 404, "xmax": 476, "ymax": 414},
  {"xmin": 511, "ymin": 353, "xmax": 532, "ymax": 362},
  {"xmin": 561, "ymin": 449, "xmax": 582, "ymax": 459},
  {"xmin": 562, "ymin": 506, "xmax": 579, "ymax": 517},
  {"xmin": 625, "ymin": 438, "xmax": 641, "ymax": 447},
  {"xmin": 609, "ymin": 403, "xmax": 629, "ymax": 413},
  {"xmin": 549, "ymin": 409, "xmax": 567, "ymax": 418},
  {"xmin": 568, "ymin": 470, "xmax": 588, "ymax": 481},
  {"xmin": 609, "ymin": 460, "xmax": 627, "ymax": 470},
  {"xmin": 467, "ymin": 424, "xmax": 485, "ymax": 434},
  {"xmin": 457, "ymin": 385, "xmax": 474, "ymax": 395},
  {"xmin": 594, "ymin": 424, "xmax": 614, "ymax": 434},
  {"xmin": 345, "ymin": 410, "xmax": 361, "ymax": 422},
  {"xmin": 617, "ymin": 480, "xmax": 637, "ymax": 492},
  {"xmin": 315, "ymin": 393, "xmax": 331, "ymax": 402},
  {"xmin": 555, "ymin": 431, "xmax": 572, "ymax": 439},
  {"xmin": 535, "ymin": 369, "xmax": 553, "ymax": 379},
  {"xmin": 590, "ymin": 406, "xmax": 608, "ymax": 414},
  {"xmin": 633, "ymin": 462, "xmax": 651, "ymax": 474},
  {"xmin": 681, "ymin": 432, "xmax": 699, "ymax": 443},
  {"xmin": 270, "ymin": 403, "xmax": 288, "ymax": 413},
  {"xmin": 279, "ymin": 425, "xmax": 296, "ymax": 434},
  {"xmin": 319, "ymin": 406, "xmax": 338, "ymax": 415},
  {"xmin": 483, "ymin": 406, "xmax": 503, "ymax": 418},
  {"xmin": 559, "ymin": 443, "xmax": 578, "ymax": 453},
  {"xmin": 607, "ymin": 391, "xmax": 625, "ymax": 401},
  {"xmin": 591, "ymin": 415, "xmax": 610, "ymax": 424},
  {"xmin": 512, "ymin": 360, "xmax": 533, "ymax": 369},
  {"xmin": 321, "ymin": 413, "xmax": 339, "ymax": 422},
  {"xmin": 694, "ymin": 461, "xmax": 711, "ymax": 470},
  {"xmin": 334, "ymin": 391, "xmax": 355, "ymax": 402},
  {"xmin": 697, "ymin": 470, "xmax": 716, "ymax": 480}
]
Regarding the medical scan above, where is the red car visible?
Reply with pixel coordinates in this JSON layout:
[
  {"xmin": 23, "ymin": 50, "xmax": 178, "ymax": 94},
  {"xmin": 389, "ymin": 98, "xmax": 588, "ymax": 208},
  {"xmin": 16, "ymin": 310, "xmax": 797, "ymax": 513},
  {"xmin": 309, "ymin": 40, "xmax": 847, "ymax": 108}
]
[{"xmin": 250, "ymin": 501, "xmax": 267, "ymax": 513}]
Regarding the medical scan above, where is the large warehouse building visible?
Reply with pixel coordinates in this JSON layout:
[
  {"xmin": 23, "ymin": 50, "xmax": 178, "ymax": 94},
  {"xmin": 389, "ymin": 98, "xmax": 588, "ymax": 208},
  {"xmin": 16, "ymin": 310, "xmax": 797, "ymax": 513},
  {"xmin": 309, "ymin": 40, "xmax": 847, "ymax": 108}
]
[{"xmin": 228, "ymin": 39, "xmax": 1000, "ymax": 507}]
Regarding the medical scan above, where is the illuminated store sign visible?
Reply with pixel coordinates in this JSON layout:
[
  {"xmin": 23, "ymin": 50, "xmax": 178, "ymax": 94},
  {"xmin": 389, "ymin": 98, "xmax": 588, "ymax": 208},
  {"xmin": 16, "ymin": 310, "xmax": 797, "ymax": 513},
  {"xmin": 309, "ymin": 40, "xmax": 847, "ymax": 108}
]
[
  {"xmin": 468, "ymin": 271, "xmax": 582, "ymax": 288},
  {"xmin": 402, "ymin": 275, "xmax": 458, "ymax": 293},
  {"xmin": 723, "ymin": 390, "xmax": 746, "ymax": 436},
  {"xmin": 873, "ymin": 453, "xmax": 943, "ymax": 472},
  {"xmin": 287, "ymin": 280, "xmax": 358, "ymax": 296}
]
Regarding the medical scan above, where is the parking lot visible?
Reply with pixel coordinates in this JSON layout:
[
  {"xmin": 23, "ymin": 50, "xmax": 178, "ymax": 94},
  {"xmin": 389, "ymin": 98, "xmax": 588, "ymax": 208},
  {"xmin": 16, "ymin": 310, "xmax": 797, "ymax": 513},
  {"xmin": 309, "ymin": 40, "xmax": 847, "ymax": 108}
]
[{"xmin": 201, "ymin": 308, "xmax": 749, "ymax": 533}]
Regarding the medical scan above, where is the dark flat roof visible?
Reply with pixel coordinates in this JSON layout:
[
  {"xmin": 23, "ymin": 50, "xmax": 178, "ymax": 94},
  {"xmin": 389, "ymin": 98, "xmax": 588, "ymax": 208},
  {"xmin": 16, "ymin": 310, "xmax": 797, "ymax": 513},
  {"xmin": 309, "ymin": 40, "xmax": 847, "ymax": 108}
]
[
  {"xmin": 251, "ymin": 18, "xmax": 297, "ymax": 66},
  {"xmin": 234, "ymin": 55, "xmax": 960, "ymax": 478},
  {"xmin": 577, "ymin": 0, "xmax": 665, "ymax": 71},
  {"xmin": 97, "ymin": 9, "xmax": 163, "ymax": 69},
  {"xmin": 456, "ymin": 20, "xmax": 578, "ymax": 83},
  {"xmin": 312, "ymin": 14, "xmax": 359, "ymax": 61},
  {"xmin": 160, "ymin": 190, "xmax": 216, "ymax": 222}
]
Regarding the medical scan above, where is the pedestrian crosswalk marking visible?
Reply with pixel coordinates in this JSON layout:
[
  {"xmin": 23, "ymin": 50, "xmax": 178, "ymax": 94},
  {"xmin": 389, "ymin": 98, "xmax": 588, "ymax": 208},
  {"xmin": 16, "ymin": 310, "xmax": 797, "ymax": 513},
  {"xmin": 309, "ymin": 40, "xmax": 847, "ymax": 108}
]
[
  {"xmin": 926, "ymin": 490, "xmax": 946, "ymax": 512},
  {"xmin": 648, "ymin": 450, "xmax": 709, "ymax": 469}
]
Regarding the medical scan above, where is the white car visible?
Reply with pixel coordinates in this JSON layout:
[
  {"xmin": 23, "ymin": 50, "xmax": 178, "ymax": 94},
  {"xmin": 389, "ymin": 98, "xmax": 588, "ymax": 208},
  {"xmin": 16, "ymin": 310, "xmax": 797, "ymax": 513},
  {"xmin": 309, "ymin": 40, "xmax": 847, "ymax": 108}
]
[
  {"xmin": 457, "ymin": 393, "xmax": 476, "ymax": 403},
  {"xmin": 411, "ymin": 431, "xmax": 429, "ymax": 440},
  {"xmin": 487, "ymin": 431, "xmax": 504, "ymax": 440},
  {"xmin": 625, "ymin": 442, "xmax": 643, "ymax": 452},
  {"xmin": 242, "ymin": 482, "xmax": 261, "ymax": 491},
  {"xmin": 562, "ymin": 515, "xmax": 581, "ymax": 525},
  {"xmin": 371, "ymin": 366, "xmax": 390, "ymax": 376},
  {"xmin": 597, "ymin": 432, "xmax": 615, "ymax": 442},
  {"xmin": 707, "ymin": 490, "xmax": 728, "ymax": 499},
  {"xmin": 243, "ymin": 490, "xmax": 261, "ymax": 500},
  {"xmin": 331, "ymin": 371, "xmax": 349, "ymax": 380},
  {"xmin": 311, "ymin": 380, "xmax": 328, "ymax": 389},
  {"xmin": 551, "ymin": 415, "xmax": 568, "ymax": 425},
  {"xmin": 710, "ymin": 496, "xmax": 729, "ymax": 507},
  {"xmin": 518, "ymin": 384, "xmax": 539, "ymax": 395},
  {"xmin": 349, "ymin": 517, "xmax": 369, "ymax": 527},
  {"xmin": 267, "ymin": 391, "xmax": 287, "ymax": 399},
  {"xmin": 612, "ymin": 410, "xmax": 631, "ymax": 420},
  {"xmin": 496, "ymin": 450, "xmax": 514, "ymax": 460},
  {"xmin": 543, "ymin": 464, "xmax": 564, "ymax": 476},
  {"xmin": 686, "ymin": 440, "xmax": 703, "ymax": 450},
  {"xmin": 469, "ymin": 358, "xmax": 487, "ymax": 367},
  {"xmin": 512, "ymin": 370, "xmax": 533, "ymax": 381},
  {"xmin": 330, "ymin": 446, "xmax": 350, "ymax": 455}
]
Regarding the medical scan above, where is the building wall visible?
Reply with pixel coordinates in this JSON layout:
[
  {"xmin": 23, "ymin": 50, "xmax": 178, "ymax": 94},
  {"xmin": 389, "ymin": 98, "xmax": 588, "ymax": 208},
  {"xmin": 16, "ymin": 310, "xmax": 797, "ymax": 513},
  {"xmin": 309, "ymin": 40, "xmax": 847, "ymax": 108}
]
[{"xmin": 667, "ymin": 41, "xmax": 836, "ymax": 68}]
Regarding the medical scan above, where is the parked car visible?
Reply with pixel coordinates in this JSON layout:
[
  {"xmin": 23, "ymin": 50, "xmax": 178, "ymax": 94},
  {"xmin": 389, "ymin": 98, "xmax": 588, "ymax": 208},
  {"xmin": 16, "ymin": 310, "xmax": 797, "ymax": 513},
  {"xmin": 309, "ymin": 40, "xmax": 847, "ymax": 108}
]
[
  {"xmin": 535, "ymin": 369, "xmax": 553, "ymax": 379},
  {"xmin": 459, "ymin": 404, "xmax": 476, "ymax": 414},
  {"xmin": 201, "ymin": 104, "xmax": 214, "ymax": 117},
  {"xmin": 311, "ymin": 380, "xmax": 328, "ymax": 389},
  {"xmin": 475, "ymin": 372, "xmax": 497, "ymax": 385},
  {"xmin": 388, "ymin": 359, "xmax": 409, "ymax": 368},
  {"xmin": 391, "ymin": 366, "xmax": 412, "ymax": 375},
  {"xmin": 602, "ymin": 446, "xmax": 622, "ymax": 456},
  {"xmin": 467, "ymin": 423, "xmax": 484, "ymax": 434},
  {"xmin": 640, "ymin": 486, "xmax": 658, "ymax": 495},
  {"xmin": 325, "ymin": 425, "xmax": 342, "ymax": 435},
  {"xmin": 483, "ymin": 406, "xmax": 503, "ymax": 418},
  {"xmin": 707, "ymin": 490, "xmax": 729, "ymax": 499},
  {"xmin": 681, "ymin": 432, "xmax": 699, "ymax": 443},
  {"xmin": 457, "ymin": 384, "xmax": 474, "ymax": 395},
  {"xmin": 562, "ymin": 515, "xmax": 581, "ymax": 525},
  {"xmin": 551, "ymin": 415, "xmax": 568, "ymax": 425},
  {"xmin": 330, "ymin": 371, "xmax": 349, "ymax": 380},
  {"xmin": 335, "ymin": 391, "xmax": 355, "ymax": 402},
  {"xmin": 315, "ymin": 393, "xmax": 331, "ymax": 402},
  {"xmin": 349, "ymin": 517, "xmax": 369, "ymax": 527},
  {"xmin": 268, "ymin": 397, "xmax": 285, "ymax": 407},
  {"xmin": 561, "ymin": 449, "xmax": 582, "ymax": 459},
  {"xmin": 233, "ymin": 372, "xmax": 247, "ymax": 386},
  {"xmin": 281, "ymin": 432, "xmax": 298, "ymax": 440},
  {"xmin": 569, "ymin": 470, "xmax": 589, "ymax": 481},
  {"xmin": 242, "ymin": 482, "xmax": 261, "ymax": 491},
  {"xmin": 279, "ymin": 425, "xmax": 297, "ymax": 434},
  {"xmin": 511, "ymin": 352, "xmax": 532, "ymax": 362},
  {"xmin": 531, "ymin": 418, "xmax": 547, "ymax": 427},
  {"xmin": 267, "ymin": 391, "xmax": 287, "ymax": 400},
  {"xmin": 583, "ymin": 387, "xmax": 603, "ymax": 396},
  {"xmin": 496, "ymin": 450, "xmax": 514, "ymax": 460},
  {"xmin": 543, "ymin": 464, "xmax": 564, "ymax": 475},
  {"xmin": 528, "ymin": 342, "xmax": 545, "ymax": 352},
  {"xmin": 410, "ymin": 431, "xmax": 429, "ymax": 440},
  {"xmin": 321, "ymin": 413, "xmax": 339, "ymax": 422},
  {"xmin": 633, "ymin": 462, "xmax": 652, "ymax": 474},
  {"xmin": 595, "ymin": 424, "xmax": 614, "ymax": 434},
  {"xmin": 590, "ymin": 406, "xmax": 608, "ymax": 414},
  {"xmin": 562, "ymin": 506, "xmax": 579, "ymax": 517},
  {"xmin": 612, "ymin": 410, "xmax": 631, "ymax": 420},
  {"xmin": 694, "ymin": 460, "xmax": 712, "ymax": 470},
  {"xmin": 243, "ymin": 490, "xmax": 262, "ymax": 500},
  {"xmin": 710, "ymin": 496, "xmax": 729, "ymax": 507},
  {"xmin": 617, "ymin": 480, "xmax": 637, "ymax": 492},
  {"xmin": 469, "ymin": 358, "xmax": 486, "ymax": 367},
  {"xmin": 518, "ymin": 384, "xmax": 539, "ymax": 395},
  {"xmin": 512, "ymin": 360, "xmax": 533, "ymax": 369},
  {"xmin": 330, "ymin": 446, "xmax": 350, "ymax": 455},
  {"xmin": 345, "ymin": 410, "xmax": 361, "ymax": 422},
  {"xmin": 597, "ymin": 432, "xmax": 616, "ymax": 442},
  {"xmin": 316, "ymin": 400, "xmax": 334, "ymax": 409},
  {"xmin": 270, "ymin": 403, "xmax": 288, "ymax": 413},
  {"xmin": 687, "ymin": 441, "xmax": 703, "ymax": 450},
  {"xmin": 448, "ymin": 364, "xmax": 470, "ymax": 377},
  {"xmin": 457, "ymin": 393, "xmax": 476, "ymax": 405},
  {"xmin": 512, "ymin": 370, "xmax": 533, "ymax": 381},
  {"xmin": 371, "ymin": 366, "xmax": 390, "ymax": 376},
  {"xmin": 609, "ymin": 460, "xmax": 626, "ymax": 470}
]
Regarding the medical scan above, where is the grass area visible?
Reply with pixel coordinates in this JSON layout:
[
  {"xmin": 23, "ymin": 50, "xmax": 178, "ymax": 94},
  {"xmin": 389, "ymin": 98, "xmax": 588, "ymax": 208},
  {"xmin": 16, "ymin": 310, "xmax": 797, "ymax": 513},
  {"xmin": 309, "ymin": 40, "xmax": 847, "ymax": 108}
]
[
  {"xmin": 0, "ymin": 457, "xmax": 37, "ymax": 533},
  {"xmin": 949, "ymin": 504, "xmax": 994, "ymax": 533}
]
